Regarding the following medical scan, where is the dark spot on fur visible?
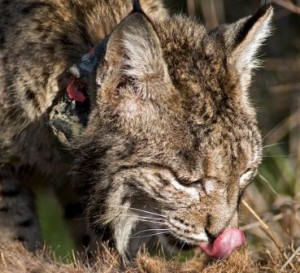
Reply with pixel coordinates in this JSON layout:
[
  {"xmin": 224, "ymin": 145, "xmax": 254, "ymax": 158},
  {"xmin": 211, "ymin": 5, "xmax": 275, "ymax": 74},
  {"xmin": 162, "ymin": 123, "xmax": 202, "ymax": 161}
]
[
  {"xmin": 58, "ymin": 34, "xmax": 75, "ymax": 47},
  {"xmin": 44, "ymin": 44, "xmax": 56, "ymax": 55},
  {"xmin": 178, "ymin": 150, "xmax": 197, "ymax": 170},
  {"xmin": 64, "ymin": 202, "xmax": 83, "ymax": 219},
  {"xmin": 121, "ymin": 195, "xmax": 131, "ymax": 206},
  {"xmin": 124, "ymin": 178, "xmax": 141, "ymax": 193},
  {"xmin": 203, "ymin": 113, "xmax": 210, "ymax": 121},
  {"xmin": 14, "ymin": 236, "xmax": 25, "ymax": 242},
  {"xmin": 1, "ymin": 189, "xmax": 21, "ymax": 197},
  {"xmin": 25, "ymin": 88, "xmax": 41, "ymax": 111},
  {"xmin": 117, "ymin": 141, "xmax": 136, "ymax": 160},
  {"xmin": 81, "ymin": 235, "xmax": 90, "ymax": 247},
  {"xmin": 21, "ymin": 2, "xmax": 53, "ymax": 14},
  {"xmin": 174, "ymin": 217, "xmax": 190, "ymax": 227},
  {"xmin": 154, "ymin": 173, "xmax": 169, "ymax": 186},
  {"xmin": 0, "ymin": 34, "xmax": 5, "ymax": 49},
  {"xmin": 25, "ymin": 88, "xmax": 35, "ymax": 100},
  {"xmin": 18, "ymin": 219, "xmax": 33, "ymax": 227}
]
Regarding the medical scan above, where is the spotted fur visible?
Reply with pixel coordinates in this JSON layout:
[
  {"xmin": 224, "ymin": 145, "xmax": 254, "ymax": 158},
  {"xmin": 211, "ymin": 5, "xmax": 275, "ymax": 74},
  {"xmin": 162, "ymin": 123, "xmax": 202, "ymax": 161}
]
[{"xmin": 0, "ymin": 0, "xmax": 272, "ymax": 259}]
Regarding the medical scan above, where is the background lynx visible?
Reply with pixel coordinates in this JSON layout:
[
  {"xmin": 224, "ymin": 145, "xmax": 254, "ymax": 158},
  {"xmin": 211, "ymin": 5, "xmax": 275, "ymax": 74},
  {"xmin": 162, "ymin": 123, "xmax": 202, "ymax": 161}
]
[{"xmin": 0, "ymin": 0, "xmax": 273, "ymax": 260}]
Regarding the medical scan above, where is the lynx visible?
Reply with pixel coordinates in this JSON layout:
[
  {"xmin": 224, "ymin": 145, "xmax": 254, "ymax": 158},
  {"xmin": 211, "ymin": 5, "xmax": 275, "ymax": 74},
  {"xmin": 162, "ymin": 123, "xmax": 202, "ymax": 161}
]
[{"xmin": 0, "ymin": 0, "xmax": 273, "ymax": 260}]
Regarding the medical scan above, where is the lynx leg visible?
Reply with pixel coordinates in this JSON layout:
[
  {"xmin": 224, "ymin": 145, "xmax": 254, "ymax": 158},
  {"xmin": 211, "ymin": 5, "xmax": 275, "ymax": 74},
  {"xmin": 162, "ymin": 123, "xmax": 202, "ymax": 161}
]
[
  {"xmin": 0, "ymin": 165, "xmax": 42, "ymax": 250},
  {"xmin": 55, "ymin": 183, "xmax": 97, "ymax": 254}
]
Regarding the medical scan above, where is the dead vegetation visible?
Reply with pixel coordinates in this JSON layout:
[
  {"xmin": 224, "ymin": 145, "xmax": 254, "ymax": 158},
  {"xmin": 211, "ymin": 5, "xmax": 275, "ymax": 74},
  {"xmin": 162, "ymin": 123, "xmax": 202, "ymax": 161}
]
[{"xmin": 0, "ymin": 242, "xmax": 299, "ymax": 273}]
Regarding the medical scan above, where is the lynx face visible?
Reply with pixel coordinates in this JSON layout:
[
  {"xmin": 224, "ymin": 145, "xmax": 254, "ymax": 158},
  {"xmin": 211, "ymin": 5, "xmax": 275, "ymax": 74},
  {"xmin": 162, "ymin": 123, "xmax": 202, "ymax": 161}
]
[{"xmin": 74, "ymin": 4, "xmax": 272, "ymax": 258}]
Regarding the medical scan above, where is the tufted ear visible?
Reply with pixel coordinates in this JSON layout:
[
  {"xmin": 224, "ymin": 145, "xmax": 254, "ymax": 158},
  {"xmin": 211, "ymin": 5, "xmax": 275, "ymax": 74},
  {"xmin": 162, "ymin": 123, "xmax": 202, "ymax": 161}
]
[
  {"xmin": 100, "ymin": 11, "xmax": 171, "ymax": 101},
  {"xmin": 211, "ymin": 2, "xmax": 273, "ymax": 92}
]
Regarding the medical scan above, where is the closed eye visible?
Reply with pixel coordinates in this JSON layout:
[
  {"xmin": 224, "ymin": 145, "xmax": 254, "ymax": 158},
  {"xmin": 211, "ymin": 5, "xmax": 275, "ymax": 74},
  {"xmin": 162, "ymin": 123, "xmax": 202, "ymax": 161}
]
[
  {"xmin": 188, "ymin": 179, "xmax": 205, "ymax": 190},
  {"xmin": 186, "ymin": 178, "xmax": 216, "ymax": 195}
]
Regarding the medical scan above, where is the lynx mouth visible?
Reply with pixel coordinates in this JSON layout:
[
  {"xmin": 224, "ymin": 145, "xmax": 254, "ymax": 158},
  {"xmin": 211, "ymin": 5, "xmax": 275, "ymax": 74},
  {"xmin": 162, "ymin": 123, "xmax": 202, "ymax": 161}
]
[
  {"xmin": 165, "ymin": 228, "xmax": 245, "ymax": 258},
  {"xmin": 162, "ymin": 223, "xmax": 245, "ymax": 258},
  {"xmin": 198, "ymin": 228, "xmax": 245, "ymax": 259},
  {"xmin": 164, "ymin": 233, "xmax": 197, "ymax": 251}
]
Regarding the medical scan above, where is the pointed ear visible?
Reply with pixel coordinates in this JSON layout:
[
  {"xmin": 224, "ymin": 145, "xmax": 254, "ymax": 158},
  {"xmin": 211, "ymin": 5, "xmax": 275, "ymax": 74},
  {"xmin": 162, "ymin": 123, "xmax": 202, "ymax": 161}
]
[
  {"xmin": 102, "ymin": 12, "xmax": 170, "ymax": 99},
  {"xmin": 211, "ymin": 4, "xmax": 273, "ymax": 92}
]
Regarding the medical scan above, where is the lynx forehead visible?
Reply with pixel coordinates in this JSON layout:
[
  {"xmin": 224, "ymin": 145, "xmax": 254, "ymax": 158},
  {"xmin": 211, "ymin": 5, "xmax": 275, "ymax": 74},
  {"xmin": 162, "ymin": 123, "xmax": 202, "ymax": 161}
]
[{"xmin": 0, "ymin": 0, "xmax": 272, "ymax": 261}]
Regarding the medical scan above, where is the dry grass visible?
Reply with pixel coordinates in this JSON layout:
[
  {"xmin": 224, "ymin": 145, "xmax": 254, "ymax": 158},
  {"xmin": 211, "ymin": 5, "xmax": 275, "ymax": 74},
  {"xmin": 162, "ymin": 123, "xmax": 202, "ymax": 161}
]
[
  {"xmin": 0, "ymin": 243, "xmax": 299, "ymax": 273},
  {"xmin": 3, "ymin": 195, "xmax": 299, "ymax": 272}
]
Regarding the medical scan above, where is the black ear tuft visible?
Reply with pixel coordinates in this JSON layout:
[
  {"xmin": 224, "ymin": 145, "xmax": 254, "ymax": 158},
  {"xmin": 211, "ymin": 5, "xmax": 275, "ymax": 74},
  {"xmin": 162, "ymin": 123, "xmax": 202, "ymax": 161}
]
[
  {"xmin": 210, "ymin": 2, "xmax": 273, "ymax": 93},
  {"xmin": 233, "ymin": 3, "xmax": 273, "ymax": 52},
  {"xmin": 131, "ymin": 0, "xmax": 155, "ymax": 25},
  {"xmin": 133, "ymin": 0, "xmax": 143, "ymax": 13}
]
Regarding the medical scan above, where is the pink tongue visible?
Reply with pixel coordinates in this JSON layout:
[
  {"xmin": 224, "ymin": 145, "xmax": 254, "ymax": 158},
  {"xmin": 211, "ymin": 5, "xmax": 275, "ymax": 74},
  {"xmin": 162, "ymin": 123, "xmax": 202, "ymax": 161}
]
[{"xmin": 199, "ymin": 228, "xmax": 245, "ymax": 259}]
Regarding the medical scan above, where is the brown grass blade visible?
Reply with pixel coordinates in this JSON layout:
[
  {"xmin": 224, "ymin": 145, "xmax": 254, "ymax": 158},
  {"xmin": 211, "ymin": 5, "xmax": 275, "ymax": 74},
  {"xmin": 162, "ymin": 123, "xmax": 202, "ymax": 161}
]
[{"xmin": 242, "ymin": 200, "xmax": 285, "ymax": 254}]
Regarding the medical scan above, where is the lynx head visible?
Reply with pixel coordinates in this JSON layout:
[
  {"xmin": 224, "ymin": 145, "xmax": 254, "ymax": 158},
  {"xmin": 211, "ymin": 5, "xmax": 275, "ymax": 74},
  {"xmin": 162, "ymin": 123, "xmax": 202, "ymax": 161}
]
[{"xmin": 73, "ymin": 1, "xmax": 273, "ymax": 259}]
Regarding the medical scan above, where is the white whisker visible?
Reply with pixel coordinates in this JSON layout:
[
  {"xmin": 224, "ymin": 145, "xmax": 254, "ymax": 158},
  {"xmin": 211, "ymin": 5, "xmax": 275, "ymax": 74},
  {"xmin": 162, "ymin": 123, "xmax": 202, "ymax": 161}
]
[
  {"xmin": 262, "ymin": 154, "xmax": 294, "ymax": 158},
  {"xmin": 132, "ymin": 228, "xmax": 170, "ymax": 237},
  {"xmin": 119, "ymin": 213, "xmax": 163, "ymax": 221},
  {"xmin": 262, "ymin": 121, "xmax": 284, "ymax": 141},
  {"xmin": 108, "ymin": 204, "xmax": 166, "ymax": 219},
  {"xmin": 137, "ymin": 219, "xmax": 165, "ymax": 225},
  {"xmin": 131, "ymin": 231, "xmax": 170, "ymax": 239},
  {"xmin": 262, "ymin": 142, "xmax": 285, "ymax": 150},
  {"xmin": 127, "ymin": 207, "xmax": 166, "ymax": 218}
]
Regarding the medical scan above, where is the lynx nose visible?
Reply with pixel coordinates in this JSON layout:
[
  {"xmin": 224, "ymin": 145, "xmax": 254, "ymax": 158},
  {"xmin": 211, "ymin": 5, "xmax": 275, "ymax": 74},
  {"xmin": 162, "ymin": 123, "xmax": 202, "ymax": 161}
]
[
  {"xmin": 204, "ymin": 214, "xmax": 220, "ymax": 241},
  {"xmin": 204, "ymin": 227, "xmax": 217, "ymax": 242}
]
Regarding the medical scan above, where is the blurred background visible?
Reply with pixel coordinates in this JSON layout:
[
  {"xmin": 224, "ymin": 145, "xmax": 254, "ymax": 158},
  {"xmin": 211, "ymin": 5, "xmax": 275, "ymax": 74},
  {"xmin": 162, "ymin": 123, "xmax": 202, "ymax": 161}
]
[{"xmin": 38, "ymin": 0, "xmax": 300, "ymax": 263}]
